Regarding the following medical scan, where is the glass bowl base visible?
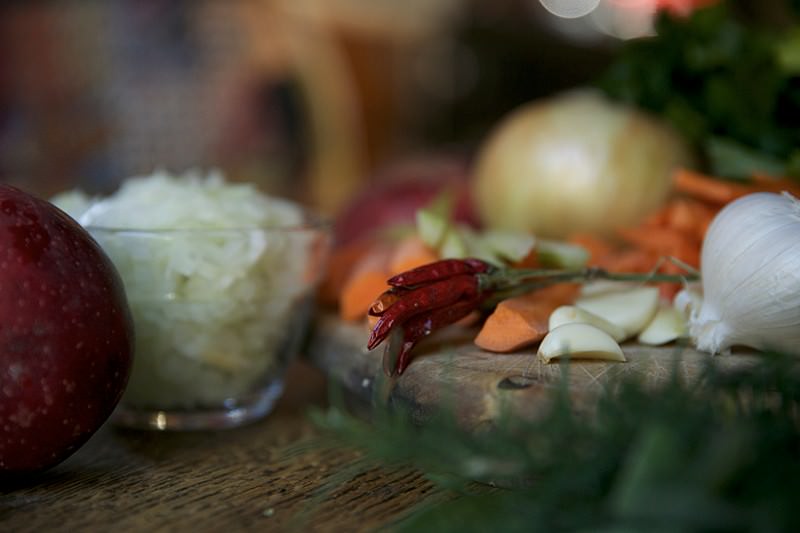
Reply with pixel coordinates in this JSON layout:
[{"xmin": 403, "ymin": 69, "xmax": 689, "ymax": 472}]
[{"xmin": 110, "ymin": 379, "xmax": 285, "ymax": 431}]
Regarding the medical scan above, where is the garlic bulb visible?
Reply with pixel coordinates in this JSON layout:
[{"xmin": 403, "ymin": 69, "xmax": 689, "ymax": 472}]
[{"xmin": 690, "ymin": 192, "xmax": 800, "ymax": 355}]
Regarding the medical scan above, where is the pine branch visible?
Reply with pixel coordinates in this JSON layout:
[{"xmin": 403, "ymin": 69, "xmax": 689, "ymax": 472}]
[{"xmin": 311, "ymin": 353, "xmax": 800, "ymax": 532}]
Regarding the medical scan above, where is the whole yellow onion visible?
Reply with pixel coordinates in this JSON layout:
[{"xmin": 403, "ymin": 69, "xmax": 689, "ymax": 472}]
[{"xmin": 472, "ymin": 90, "xmax": 694, "ymax": 238}]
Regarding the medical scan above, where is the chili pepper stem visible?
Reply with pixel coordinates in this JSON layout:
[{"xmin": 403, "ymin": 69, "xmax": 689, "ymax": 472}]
[{"xmin": 493, "ymin": 267, "xmax": 699, "ymax": 287}]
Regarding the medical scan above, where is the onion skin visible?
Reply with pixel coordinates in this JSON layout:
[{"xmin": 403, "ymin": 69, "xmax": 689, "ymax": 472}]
[{"xmin": 472, "ymin": 90, "xmax": 694, "ymax": 238}]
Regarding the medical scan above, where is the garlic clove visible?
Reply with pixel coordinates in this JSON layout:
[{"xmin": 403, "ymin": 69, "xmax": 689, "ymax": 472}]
[
  {"xmin": 548, "ymin": 305, "xmax": 626, "ymax": 342},
  {"xmin": 637, "ymin": 306, "xmax": 688, "ymax": 346},
  {"xmin": 538, "ymin": 323, "xmax": 626, "ymax": 363},
  {"xmin": 575, "ymin": 286, "xmax": 660, "ymax": 339},
  {"xmin": 673, "ymin": 288, "xmax": 703, "ymax": 319},
  {"xmin": 578, "ymin": 280, "xmax": 638, "ymax": 298}
]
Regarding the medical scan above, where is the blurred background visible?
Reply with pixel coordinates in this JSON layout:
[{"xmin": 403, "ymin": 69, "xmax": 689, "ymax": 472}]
[{"xmin": 0, "ymin": 0, "xmax": 759, "ymax": 214}]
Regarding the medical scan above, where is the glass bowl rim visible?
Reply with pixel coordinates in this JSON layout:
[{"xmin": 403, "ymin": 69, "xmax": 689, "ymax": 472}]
[{"xmin": 83, "ymin": 211, "xmax": 331, "ymax": 235}]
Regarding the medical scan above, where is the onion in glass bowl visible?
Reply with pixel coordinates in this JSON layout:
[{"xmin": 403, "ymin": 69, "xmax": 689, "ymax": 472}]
[{"xmin": 53, "ymin": 170, "xmax": 331, "ymax": 430}]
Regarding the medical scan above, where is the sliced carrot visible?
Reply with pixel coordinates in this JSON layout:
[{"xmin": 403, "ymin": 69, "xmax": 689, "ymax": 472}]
[
  {"xmin": 641, "ymin": 205, "xmax": 670, "ymax": 227},
  {"xmin": 388, "ymin": 235, "xmax": 439, "ymax": 276},
  {"xmin": 676, "ymin": 200, "xmax": 716, "ymax": 240},
  {"xmin": 475, "ymin": 284, "xmax": 579, "ymax": 353},
  {"xmin": 673, "ymin": 168, "xmax": 752, "ymax": 205},
  {"xmin": 616, "ymin": 226, "xmax": 700, "ymax": 266},
  {"xmin": 673, "ymin": 168, "xmax": 800, "ymax": 206},
  {"xmin": 664, "ymin": 198, "xmax": 697, "ymax": 234},
  {"xmin": 598, "ymin": 248, "xmax": 659, "ymax": 273},
  {"xmin": 320, "ymin": 238, "xmax": 378, "ymax": 307},
  {"xmin": 750, "ymin": 173, "xmax": 800, "ymax": 197},
  {"xmin": 339, "ymin": 243, "xmax": 393, "ymax": 322},
  {"xmin": 512, "ymin": 246, "xmax": 541, "ymax": 268},
  {"xmin": 569, "ymin": 233, "xmax": 614, "ymax": 265}
]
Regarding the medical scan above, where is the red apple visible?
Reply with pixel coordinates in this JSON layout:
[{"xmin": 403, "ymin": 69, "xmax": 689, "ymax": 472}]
[
  {"xmin": 333, "ymin": 155, "xmax": 479, "ymax": 246},
  {"xmin": 0, "ymin": 184, "xmax": 134, "ymax": 476}
]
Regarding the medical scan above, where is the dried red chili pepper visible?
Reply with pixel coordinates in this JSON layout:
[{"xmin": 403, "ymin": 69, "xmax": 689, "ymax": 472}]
[
  {"xmin": 368, "ymin": 288, "xmax": 406, "ymax": 317},
  {"xmin": 367, "ymin": 273, "xmax": 482, "ymax": 351},
  {"xmin": 387, "ymin": 298, "xmax": 479, "ymax": 376},
  {"xmin": 387, "ymin": 258, "xmax": 493, "ymax": 288},
  {"xmin": 368, "ymin": 259, "xmax": 494, "ymax": 376}
]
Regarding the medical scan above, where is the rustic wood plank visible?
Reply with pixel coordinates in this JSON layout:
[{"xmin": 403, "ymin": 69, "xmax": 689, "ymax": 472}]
[
  {"xmin": 0, "ymin": 317, "xmax": 767, "ymax": 532},
  {"xmin": 0, "ymin": 360, "xmax": 450, "ymax": 532},
  {"xmin": 308, "ymin": 314, "xmax": 762, "ymax": 429}
]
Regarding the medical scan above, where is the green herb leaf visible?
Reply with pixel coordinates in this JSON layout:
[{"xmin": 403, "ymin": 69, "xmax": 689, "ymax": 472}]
[{"xmin": 599, "ymin": 3, "xmax": 800, "ymax": 179}]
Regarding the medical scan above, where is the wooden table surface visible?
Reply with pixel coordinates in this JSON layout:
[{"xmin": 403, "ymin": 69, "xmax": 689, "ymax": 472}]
[{"xmin": 0, "ymin": 359, "xmax": 448, "ymax": 532}]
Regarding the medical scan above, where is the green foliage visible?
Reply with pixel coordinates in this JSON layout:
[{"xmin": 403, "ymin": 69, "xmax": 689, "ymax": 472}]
[
  {"xmin": 312, "ymin": 355, "xmax": 800, "ymax": 532},
  {"xmin": 599, "ymin": 3, "xmax": 800, "ymax": 179}
]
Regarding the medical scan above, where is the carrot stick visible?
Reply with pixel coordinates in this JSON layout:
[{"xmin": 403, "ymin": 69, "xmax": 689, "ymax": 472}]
[
  {"xmin": 673, "ymin": 168, "xmax": 752, "ymax": 205},
  {"xmin": 674, "ymin": 168, "xmax": 800, "ymax": 205},
  {"xmin": 597, "ymin": 248, "xmax": 660, "ymax": 273},
  {"xmin": 749, "ymin": 173, "xmax": 800, "ymax": 197},
  {"xmin": 569, "ymin": 233, "xmax": 614, "ymax": 265},
  {"xmin": 475, "ymin": 284, "xmax": 579, "ymax": 353},
  {"xmin": 616, "ymin": 226, "xmax": 700, "ymax": 266},
  {"xmin": 319, "ymin": 238, "xmax": 378, "ymax": 307},
  {"xmin": 339, "ymin": 243, "xmax": 393, "ymax": 321},
  {"xmin": 664, "ymin": 198, "xmax": 716, "ymax": 239},
  {"xmin": 388, "ymin": 235, "xmax": 439, "ymax": 276}
]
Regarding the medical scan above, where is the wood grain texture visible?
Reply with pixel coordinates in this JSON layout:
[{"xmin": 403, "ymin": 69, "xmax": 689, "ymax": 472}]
[
  {"xmin": 308, "ymin": 314, "xmax": 762, "ymax": 429},
  {"xmin": 0, "ymin": 360, "xmax": 449, "ymax": 533},
  {"xmin": 0, "ymin": 316, "xmax": 765, "ymax": 532}
]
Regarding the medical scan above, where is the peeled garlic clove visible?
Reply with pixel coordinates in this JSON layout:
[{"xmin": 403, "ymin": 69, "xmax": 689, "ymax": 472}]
[
  {"xmin": 579, "ymin": 280, "xmax": 638, "ymax": 298},
  {"xmin": 575, "ymin": 286, "xmax": 659, "ymax": 339},
  {"xmin": 637, "ymin": 306, "xmax": 688, "ymax": 346},
  {"xmin": 548, "ymin": 305, "xmax": 626, "ymax": 342},
  {"xmin": 538, "ymin": 323, "xmax": 626, "ymax": 363},
  {"xmin": 673, "ymin": 288, "xmax": 703, "ymax": 319}
]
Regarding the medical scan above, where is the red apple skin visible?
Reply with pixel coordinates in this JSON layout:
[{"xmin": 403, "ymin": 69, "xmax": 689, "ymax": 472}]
[
  {"xmin": 333, "ymin": 156, "xmax": 479, "ymax": 246},
  {"xmin": 0, "ymin": 184, "xmax": 134, "ymax": 476}
]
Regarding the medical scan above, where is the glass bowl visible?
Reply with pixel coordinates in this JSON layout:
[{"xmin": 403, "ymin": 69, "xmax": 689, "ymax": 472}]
[{"xmin": 88, "ymin": 215, "xmax": 331, "ymax": 430}]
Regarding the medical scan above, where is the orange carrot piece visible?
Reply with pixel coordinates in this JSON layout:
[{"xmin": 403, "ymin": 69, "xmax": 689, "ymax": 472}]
[
  {"xmin": 673, "ymin": 168, "xmax": 752, "ymax": 205},
  {"xmin": 339, "ymin": 243, "xmax": 393, "ymax": 322},
  {"xmin": 641, "ymin": 205, "xmax": 671, "ymax": 228},
  {"xmin": 388, "ymin": 235, "xmax": 439, "ymax": 276},
  {"xmin": 617, "ymin": 226, "xmax": 700, "ymax": 265},
  {"xmin": 569, "ymin": 233, "xmax": 614, "ymax": 265},
  {"xmin": 598, "ymin": 248, "xmax": 659, "ymax": 273},
  {"xmin": 689, "ymin": 201, "xmax": 716, "ymax": 239},
  {"xmin": 664, "ymin": 199, "xmax": 697, "ymax": 234},
  {"xmin": 512, "ymin": 246, "xmax": 541, "ymax": 268},
  {"xmin": 673, "ymin": 168, "xmax": 800, "ymax": 206},
  {"xmin": 750, "ymin": 173, "xmax": 800, "ymax": 197},
  {"xmin": 475, "ymin": 284, "xmax": 579, "ymax": 353},
  {"xmin": 320, "ymin": 238, "xmax": 378, "ymax": 306}
]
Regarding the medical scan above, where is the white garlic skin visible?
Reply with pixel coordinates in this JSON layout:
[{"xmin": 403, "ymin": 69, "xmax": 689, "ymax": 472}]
[{"xmin": 690, "ymin": 192, "xmax": 800, "ymax": 355}]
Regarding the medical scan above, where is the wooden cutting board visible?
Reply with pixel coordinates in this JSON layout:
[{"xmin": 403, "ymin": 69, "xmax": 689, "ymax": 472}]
[{"xmin": 306, "ymin": 314, "xmax": 762, "ymax": 429}]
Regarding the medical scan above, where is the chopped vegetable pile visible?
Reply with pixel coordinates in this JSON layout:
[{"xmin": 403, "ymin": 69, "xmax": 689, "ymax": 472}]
[{"xmin": 323, "ymin": 165, "xmax": 800, "ymax": 375}]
